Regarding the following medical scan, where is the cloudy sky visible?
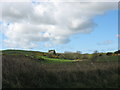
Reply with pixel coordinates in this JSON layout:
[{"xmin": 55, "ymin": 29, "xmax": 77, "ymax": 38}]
[{"xmin": 0, "ymin": 0, "xmax": 119, "ymax": 53}]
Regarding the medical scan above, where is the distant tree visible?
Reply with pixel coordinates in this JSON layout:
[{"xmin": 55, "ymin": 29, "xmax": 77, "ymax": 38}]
[
  {"xmin": 76, "ymin": 51, "xmax": 81, "ymax": 54},
  {"xmin": 99, "ymin": 54, "xmax": 102, "ymax": 56},
  {"xmin": 114, "ymin": 50, "xmax": 120, "ymax": 54},
  {"xmin": 106, "ymin": 52, "xmax": 113, "ymax": 56},
  {"xmin": 94, "ymin": 50, "xmax": 98, "ymax": 54},
  {"xmin": 91, "ymin": 50, "xmax": 98, "ymax": 62}
]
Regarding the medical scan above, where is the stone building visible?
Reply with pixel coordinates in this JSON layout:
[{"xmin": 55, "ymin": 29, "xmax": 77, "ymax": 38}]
[{"xmin": 48, "ymin": 50, "xmax": 56, "ymax": 54}]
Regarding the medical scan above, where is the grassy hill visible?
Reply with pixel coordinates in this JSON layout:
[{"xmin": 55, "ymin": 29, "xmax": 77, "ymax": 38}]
[
  {"xmin": 2, "ymin": 50, "xmax": 119, "ymax": 88},
  {"xmin": 2, "ymin": 50, "xmax": 75, "ymax": 63}
]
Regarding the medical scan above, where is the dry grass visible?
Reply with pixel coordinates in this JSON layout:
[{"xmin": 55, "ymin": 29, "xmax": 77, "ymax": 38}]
[{"xmin": 2, "ymin": 54, "xmax": 119, "ymax": 88}]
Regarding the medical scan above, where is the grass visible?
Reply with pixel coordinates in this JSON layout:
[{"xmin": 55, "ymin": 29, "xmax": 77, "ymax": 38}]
[
  {"xmin": 2, "ymin": 50, "xmax": 120, "ymax": 88},
  {"xmin": 2, "ymin": 50, "xmax": 79, "ymax": 63},
  {"xmin": 95, "ymin": 55, "xmax": 119, "ymax": 62},
  {"xmin": 40, "ymin": 56, "xmax": 76, "ymax": 63}
]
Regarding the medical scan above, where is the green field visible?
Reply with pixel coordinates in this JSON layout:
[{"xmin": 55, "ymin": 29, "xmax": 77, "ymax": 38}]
[
  {"xmin": 40, "ymin": 56, "xmax": 75, "ymax": 63},
  {"xmin": 2, "ymin": 50, "xmax": 80, "ymax": 63},
  {"xmin": 2, "ymin": 49, "xmax": 119, "ymax": 63}
]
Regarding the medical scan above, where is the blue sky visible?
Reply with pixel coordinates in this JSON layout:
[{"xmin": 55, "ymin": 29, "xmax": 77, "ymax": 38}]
[
  {"xmin": 32, "ymin": 10, "xmax": 118, "ymax": 53},
  {"xmin": 0, "ymin": 1, "xmax": 118, "ymax": 53}
]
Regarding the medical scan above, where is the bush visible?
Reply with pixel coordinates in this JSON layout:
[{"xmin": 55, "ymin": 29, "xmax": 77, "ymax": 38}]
[
  {"xmin": 57, "ymin": 53, "xmax": 82, "ymax": 60},
  {"xmin": 106, "ymin": 52, "xmax": 113, "ymax": 56}
]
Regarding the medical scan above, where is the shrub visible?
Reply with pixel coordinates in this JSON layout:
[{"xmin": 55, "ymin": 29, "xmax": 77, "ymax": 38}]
[
  {"xmin": 57, "ymin": 53, "xmax": 82, "ymax": 60},
  {"xmin": 106, "ymin": 52, "xmax": 113, "ymax": 56}
]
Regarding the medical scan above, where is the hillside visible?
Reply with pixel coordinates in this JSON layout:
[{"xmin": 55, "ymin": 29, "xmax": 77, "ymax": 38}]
[{"xmin": 2, "ymin": 50, "xmax": 120, "ymax": 88}]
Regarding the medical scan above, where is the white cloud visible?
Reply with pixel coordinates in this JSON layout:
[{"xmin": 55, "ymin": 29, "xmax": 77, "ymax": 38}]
[
  {"xmin": 117, "ymin": 34, "xmax": 120, "ymax": 38},
  {"xmin": 1, "ymin": 1, "xmax": 117, "ymax": 49},
  {"xmin": 97, "ymin": 40, "xmax": 113, "ymax": 45},
  {"xmin": 0, "ymin": 0, "xmax": 31, "ymax": 2}
]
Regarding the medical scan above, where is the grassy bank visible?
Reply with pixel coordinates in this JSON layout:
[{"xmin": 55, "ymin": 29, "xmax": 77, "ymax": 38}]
[{"xmin": 2, "ymin": 50, "xmax": 119, "ymax": 88}]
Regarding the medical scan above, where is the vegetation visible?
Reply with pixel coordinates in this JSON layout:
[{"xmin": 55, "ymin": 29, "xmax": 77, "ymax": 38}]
[{"xmin": 2, "ymin": 49, "xmax": 120, "ymax": 88}]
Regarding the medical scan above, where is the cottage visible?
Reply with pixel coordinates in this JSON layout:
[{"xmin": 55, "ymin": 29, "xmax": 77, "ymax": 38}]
[{"xmin": 48, "ymin": 50, "xmax": 56, "ymax": 54}]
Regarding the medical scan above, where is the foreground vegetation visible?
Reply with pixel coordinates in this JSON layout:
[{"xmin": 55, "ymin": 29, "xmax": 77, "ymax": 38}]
[{"xmin": 2, "ymin": 50, "xmax": 120, "ymax": 88}]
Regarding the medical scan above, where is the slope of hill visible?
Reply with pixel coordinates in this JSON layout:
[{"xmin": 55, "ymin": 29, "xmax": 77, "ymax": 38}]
[{"xmin": 2, "ymin": 50, "xmax": 119, "ymax": 88}]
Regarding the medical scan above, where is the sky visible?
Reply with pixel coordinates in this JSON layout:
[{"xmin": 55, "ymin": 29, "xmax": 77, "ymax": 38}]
[{"xmin": 0, "ymin": 0, "xmax": 119, "ymax": 53}]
